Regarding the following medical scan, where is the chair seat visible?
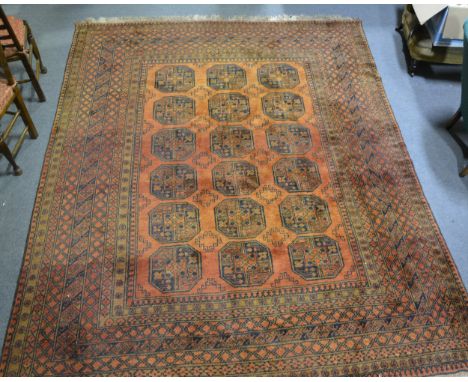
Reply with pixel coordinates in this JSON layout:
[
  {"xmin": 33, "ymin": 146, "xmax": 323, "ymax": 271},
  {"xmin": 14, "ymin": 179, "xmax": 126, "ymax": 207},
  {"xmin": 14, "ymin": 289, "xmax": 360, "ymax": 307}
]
[
  {"xmin": 0, "ymin": 16, "xmax": 26, "ymax": 57},
  {"xmin": 401, "ymin": 6, "xmax": 462, "ymax": 65},
  {"xmin": 0, "ymin": 76, "xmax": 14, "ymax": 110}
]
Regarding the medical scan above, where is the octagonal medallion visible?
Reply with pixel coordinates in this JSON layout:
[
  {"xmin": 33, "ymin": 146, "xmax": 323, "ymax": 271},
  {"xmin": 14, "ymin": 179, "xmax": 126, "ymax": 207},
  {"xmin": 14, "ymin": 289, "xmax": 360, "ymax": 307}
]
[
  {"xmin": 149, "ymin": 202, "xmax": 200, "ymax": 243},
  {"xmin": 215, "ymin": 198, "xmax": 266, "ymax": 238},
  {"xmin": 155, "ymin": 65, "xmax": 195, "ymax": 92},
  {"xmin": 149, "ymin": 245, "xmax": 202, "ymax": 292},
  {"xmin": 279, "ymin": 195, "xmax": 331, "ymax": 234},
  {"xmin": 262, "ymin": 92, "xmax": 304, "ymax": 121},
  {"xmin": 208, "ymin": 93, "xmax": 250, "ymax": 122},
  {"xmin": 266, "ymin": 124, "xmax": 312, "ymax": 154},
  {"xmin": 288, "ymin": 235, "xmax": 343, "ymax": 280},
  {"xmin": 153, "ymin": 96, "xmax": 195, "ymax": 125},
  {"xmin": 273, "ymin": 157, "xmax": 321, "ymax": 192},
  {"xmin": 150, "ymin": 164, "xmax": 197, "ymax": 200},
  {"xmin": 212, "ymin": 161, "xmax": 259, "ymax": 196},
  {"xmin": 258, "ymin": 63, "xmax": 300, "ymax": 89},
  {"xmin": 218, "ymin": 241, "xmax": 273, "ymax": 287},
  {"xmin": 151, "ymin": 128, "xmax": 195, "ymax": 161},
  {"xmin": 210, "ymin": 125, "xmax": 254, "ymax": 158},
  {"xmin": 207, "ymin": 64, "xmax": 246, "ymax": 90}
]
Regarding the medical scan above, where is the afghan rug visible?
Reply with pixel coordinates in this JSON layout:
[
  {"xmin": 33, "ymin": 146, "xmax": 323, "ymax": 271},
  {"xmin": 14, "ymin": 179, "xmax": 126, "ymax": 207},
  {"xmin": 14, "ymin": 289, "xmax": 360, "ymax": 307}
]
[{"xmin": 1, "ymin": 18, "xmax": 467, "ymax": 376}]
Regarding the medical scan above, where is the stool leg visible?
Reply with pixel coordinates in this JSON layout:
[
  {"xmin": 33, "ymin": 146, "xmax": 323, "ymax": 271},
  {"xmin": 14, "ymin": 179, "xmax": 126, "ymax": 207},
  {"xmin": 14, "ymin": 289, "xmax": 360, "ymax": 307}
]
[
  {"xmin": 0, "ymin": 141, "xmax": 22, "ymax": 176},
  {"xmin": 14, "ymin": 88, "xmax": 38, "ymax": 139}
]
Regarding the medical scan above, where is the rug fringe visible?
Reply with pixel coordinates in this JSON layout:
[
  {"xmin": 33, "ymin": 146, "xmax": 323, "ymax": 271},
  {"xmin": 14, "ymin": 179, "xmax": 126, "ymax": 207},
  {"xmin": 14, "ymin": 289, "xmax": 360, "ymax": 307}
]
[{"xmin": 76, "ymin": 14, "xmax": 358, "ymax": 25}]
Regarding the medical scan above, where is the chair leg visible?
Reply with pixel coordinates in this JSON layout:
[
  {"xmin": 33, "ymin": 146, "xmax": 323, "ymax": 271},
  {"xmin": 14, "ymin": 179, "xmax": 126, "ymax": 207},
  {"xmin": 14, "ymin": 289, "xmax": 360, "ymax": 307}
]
[
  {"xmin": 0, "ymin": 141, "xmax": 22, "ymax": 176},
  {"xmin": 409, "ymin": 58, "xmax": 418, "ymax": 77},
  {"xmin": 25, "ymin": 21, "xmax": 47, "ymax": 74},
  {"xmin": 19, "ymin": 54, "xmax": 46, "ymax": 102},
  {"xmin": 32, "ymin": 41, "xmax": 47, "ymax": 74},
  {"xmin": 13, "ymin": 88, "xmax": 38, "ymax": 139},
  {"xmin": 460, "ymin": 166, "xmax": 468, "ymax": 177},
  {"xmin": 445, "ymin": 108, "xmax": 462, "ymax": 131}
]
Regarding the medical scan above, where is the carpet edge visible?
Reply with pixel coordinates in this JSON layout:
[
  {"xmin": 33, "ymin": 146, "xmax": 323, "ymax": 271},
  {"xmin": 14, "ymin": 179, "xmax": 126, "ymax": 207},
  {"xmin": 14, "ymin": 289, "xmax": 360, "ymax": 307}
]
[
  {"xmin": 75, "ymin": 14, "xmax": 359, "ymax": 26},
  {"xmin": 0, "ymin": 21, "xmax": 85, "ymax": 376},
  {"xmin": 356, "ymin": 21, "xmax": 468, "ymax": 299}
]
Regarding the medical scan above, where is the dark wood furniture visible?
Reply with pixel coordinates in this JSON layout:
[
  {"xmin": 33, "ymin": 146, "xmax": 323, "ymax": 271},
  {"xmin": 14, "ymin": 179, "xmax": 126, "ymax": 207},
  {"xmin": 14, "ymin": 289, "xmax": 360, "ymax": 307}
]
[
  {"xmin": 0, "ymin": 42, "xmax": 38, "ymax": 175},
  {"xmin": 396, "ymin": 5, "xmax": 463, "ymax": 76},
  {"xmin": 0, "ymin": 6, "xmax": 46, "ymax": 102}
]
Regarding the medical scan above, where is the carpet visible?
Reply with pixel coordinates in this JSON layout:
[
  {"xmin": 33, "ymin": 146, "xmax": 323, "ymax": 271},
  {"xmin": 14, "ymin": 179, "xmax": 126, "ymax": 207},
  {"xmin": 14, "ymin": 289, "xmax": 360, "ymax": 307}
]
[{"xmin": 0, "ymin": 17, "xmax": 466, "ymax": 376}]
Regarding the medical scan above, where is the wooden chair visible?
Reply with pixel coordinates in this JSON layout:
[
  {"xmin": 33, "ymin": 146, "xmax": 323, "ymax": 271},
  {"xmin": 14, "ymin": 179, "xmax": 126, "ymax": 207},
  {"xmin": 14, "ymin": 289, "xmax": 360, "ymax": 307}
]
[
  {"xmin": 0, "ymin": 42, "xmax": 38, "ymax": 176},
  {"xmin": 0, "ymin": 6, "xmax": 46, "ymax": 102}
]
